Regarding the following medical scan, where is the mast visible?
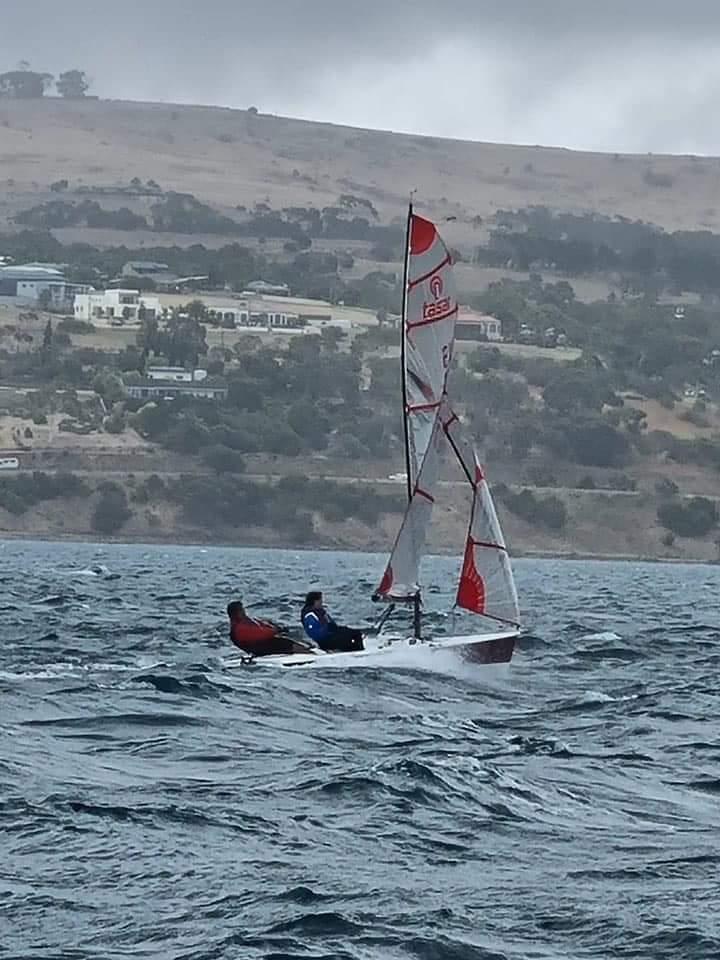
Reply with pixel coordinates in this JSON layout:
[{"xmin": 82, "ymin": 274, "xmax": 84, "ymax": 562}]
[
  {"xmin": 400, "ymin": 201, "xmax": 414, "ymax": 505},
  {"xmin": 400, "ymin": 201, "xmax": 422, "ymax": 639}
]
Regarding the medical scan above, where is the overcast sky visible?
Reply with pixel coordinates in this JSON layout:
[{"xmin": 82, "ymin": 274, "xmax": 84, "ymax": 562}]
[{"xmin": 2, "ymin": 0, "xmax": 720, "ymax": 155}]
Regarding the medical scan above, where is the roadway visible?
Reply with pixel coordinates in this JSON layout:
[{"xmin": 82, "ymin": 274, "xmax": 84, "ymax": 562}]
[{"xmin": 4, "ymin": 466, "xmax": 719, "ymax": 499}]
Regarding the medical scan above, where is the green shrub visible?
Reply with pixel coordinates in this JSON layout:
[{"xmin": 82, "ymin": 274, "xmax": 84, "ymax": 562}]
[
  {"xmin": 502, "ymin": 488, "xmax": 567, "ymax": 530},
  {"xmin": 657, "ymin": 496, "xmax": 718, "ymax": 538},
  {"xmin": 92, "ymin": 483, "xmax": 132, "ymax": 535},
  {"xmin": 201, "ymin": 444, "xmax": 246, "ymax": 474}
]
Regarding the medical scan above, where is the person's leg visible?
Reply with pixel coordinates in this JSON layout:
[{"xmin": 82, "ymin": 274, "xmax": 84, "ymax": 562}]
[
  {"xmin": 266, "ymin": 636, "xmax": 303, "ymax": 655},
  {"xmin": 322, "ymin": 626, "xmax": 364, "ymax": 652}
]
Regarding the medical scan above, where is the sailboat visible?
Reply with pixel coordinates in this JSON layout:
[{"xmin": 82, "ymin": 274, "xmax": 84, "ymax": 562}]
[{"xmin": 229, "ymin": 205, "xmax": 521, "ymax": 670}]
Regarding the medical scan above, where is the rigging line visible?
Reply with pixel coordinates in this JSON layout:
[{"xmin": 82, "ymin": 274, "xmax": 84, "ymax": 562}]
[{"xmin": 443, "ymin": 417, "xmax": 475, "ymax": 489}]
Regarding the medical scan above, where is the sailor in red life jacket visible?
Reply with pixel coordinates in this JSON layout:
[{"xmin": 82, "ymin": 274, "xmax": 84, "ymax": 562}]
[{"xmin": 227, "ymin": 600, "xmax": 313, "ymax": 657}]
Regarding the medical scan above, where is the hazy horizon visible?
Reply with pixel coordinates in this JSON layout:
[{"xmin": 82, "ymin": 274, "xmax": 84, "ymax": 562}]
[{"xmin": 2, "ymin": 1, "xmax": 720, "ymax": 156}]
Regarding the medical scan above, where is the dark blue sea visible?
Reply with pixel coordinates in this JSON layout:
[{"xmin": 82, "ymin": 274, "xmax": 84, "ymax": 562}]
[{"xmin": 2, "ymin": 540, "xmax": 720, "ymax": 960}]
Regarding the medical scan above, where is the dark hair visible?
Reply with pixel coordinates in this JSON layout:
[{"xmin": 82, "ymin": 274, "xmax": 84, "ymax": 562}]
[
  {"xmin": 227, "ymin": 600, "xmax": 244, "ymax": 619},
  {"xmin": 301, "ymin": 590, "xmax": 322, "ymax": 621}
]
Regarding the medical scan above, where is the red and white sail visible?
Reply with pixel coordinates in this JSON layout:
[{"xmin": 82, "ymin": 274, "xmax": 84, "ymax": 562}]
[
  {"xmin": 375, "ymin": 210, "xmax": 458, "ymax": 601},
  {"xmin": 443, "ymin": 408, "xmax": 520, "ymax": 627},
  {"xmin": 375, "ymin": 413, "xmax": 443, "ymax": 599},
  {"xmin": 374, "ymin": 207, "xmax": 519, "ymax": 637},
  {"xmin": 403, "ymin": 212, "xmax": 458, "ymax": 489}
]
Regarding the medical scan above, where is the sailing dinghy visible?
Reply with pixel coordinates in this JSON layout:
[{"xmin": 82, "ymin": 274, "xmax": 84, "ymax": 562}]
[{"xmin": 228, "ymin": 206, "xmax": 521, "ymax": 670}]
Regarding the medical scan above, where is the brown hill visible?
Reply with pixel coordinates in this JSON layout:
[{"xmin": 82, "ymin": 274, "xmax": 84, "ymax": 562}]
[{"xmin": 1, "ymin": 98, "xmax": 719, "ymax": 238}]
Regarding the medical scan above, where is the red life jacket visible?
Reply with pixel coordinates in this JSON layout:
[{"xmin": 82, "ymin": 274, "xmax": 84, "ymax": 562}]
[{"xmin": 230, "ymin": 616, "xmax": 293, "ymax": 656}]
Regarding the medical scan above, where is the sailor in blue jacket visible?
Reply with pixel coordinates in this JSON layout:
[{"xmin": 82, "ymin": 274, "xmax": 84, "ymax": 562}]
[{"xmin": 301, "ymin": 591, "xmax": 364, "ymax": 652}]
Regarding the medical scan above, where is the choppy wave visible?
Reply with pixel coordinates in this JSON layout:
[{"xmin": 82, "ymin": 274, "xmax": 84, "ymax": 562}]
[{"xmin": 2, "ymin": 541, "xmax": 719, "ymax": 959}]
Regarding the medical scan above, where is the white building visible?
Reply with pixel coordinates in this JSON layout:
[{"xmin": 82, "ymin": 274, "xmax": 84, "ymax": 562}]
[
  {"xmin": 146, "ymin": 367, "xmax": 208, "ymax": 383},
  {"xmin": 245, "ymin": 309, "xmax": 305, "ymax": 330},
  {"xmin": 456, "ymin": 308, "xmax": 502, "ymax": 342},
  {"xmin": 207, "ymin": 305, "xmax": 250, "ymax": 327},
  {"xmin": 244, "ymin": 280, "xmax": 290, "ymax": 296},
  {"xmin": 124, "ymin": 380, "xmax": 226, "ymax": 401},
  {"xmin": 74, "ymin": 289, "xmax": 162, "ymax": 323},
  {"xmin": 0, "ymin": 264, "xmax": 89, "ymax": 306},
  {"xmin": 207, "ymin": 304, "xmax": 305, "ymax": 331}
]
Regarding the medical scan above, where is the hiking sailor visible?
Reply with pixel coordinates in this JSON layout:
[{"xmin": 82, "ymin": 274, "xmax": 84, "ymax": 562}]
[
  {"xmin": 300, "ymin": 591, "xmax": 364, "ymax": 652},
  {"xmin": 228, "ymin": 600, "xmax": 312, "ymax": 657}
]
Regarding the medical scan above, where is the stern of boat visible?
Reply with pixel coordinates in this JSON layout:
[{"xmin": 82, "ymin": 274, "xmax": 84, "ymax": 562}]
[{"xmin": 458, "ymin": 632, "xmax": 517, "ymax": 664}]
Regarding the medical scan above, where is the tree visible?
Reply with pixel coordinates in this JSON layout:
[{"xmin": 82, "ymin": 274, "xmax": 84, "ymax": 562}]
[
  {"xmin": 163, "ymin": 313, "xmax": 208, "ymax": 366},
  {"xmin": 92, "ymin": 484, "xmax": 132, "ymax": 535},
  {"xmin": 320, "ymin": 325, "xmax": 346, "ymax": 352},
  {"xmin": 226, "ymin": 376, "xmax": 264, "ymax": 412},
  {"xmin": 92, "ymin": 371, "xmax": 125, "ymax": 403},
  {"xmin": 137, "ymin": 316, "xmax": 161, "ymax": 355},
  {"xmin": 201, "ymin": 444, "xmax": 246, "ymax": 474},
  {"xmin": 104, "ymin": 407, "xmax": 127, "ymax": 435},
  {"xmin": 41, "ymin": 319, "xmax": 53, "ymax": 361},
  {"xmin": 658, "ymin": 496, "xmax": 718, "ymax": 539},
  {"xmin": 655, "ymin": 478, "xmax": 679, "ymax": 499},
  {"xmin": 0, "ymin": 69, "xmax": 53, "ymax": 98},
  {"xmin": 543, "ymin": 372, "xmax": 606, "ymax": 414},
  {"xmin": 38, "ymin": 289, "xmax": 52, "ymax": 312},
  {"xmin": 502, "ymin": 488, "xmax": 567, "ymax": 530},
  {"xmin": 565, "ymin": 422, "xmax": 630, "ymax": 468},
  {"xmin": 56, "ymin": 69, "xmax": 89, "ymax": 99},
  {"xmin": 185, "ymin": 299, "xmax": 208, "ymax": 322}
]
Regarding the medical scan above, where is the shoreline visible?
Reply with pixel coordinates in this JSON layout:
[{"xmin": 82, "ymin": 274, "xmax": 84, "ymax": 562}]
[{"xmin": 0, "ymin": 528, "xmax": 716, "ymax": 566}]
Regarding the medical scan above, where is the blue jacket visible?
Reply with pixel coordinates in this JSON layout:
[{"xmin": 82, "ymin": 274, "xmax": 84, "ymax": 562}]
[{"xmin": 302, "ymin": 607, "xmax": 336, "ymax": 642}]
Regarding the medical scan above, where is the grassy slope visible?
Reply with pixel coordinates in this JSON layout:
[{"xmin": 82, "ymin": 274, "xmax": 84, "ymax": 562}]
[{"xmin": 1, "ymin": 98, "xmax": 719, "ymax": 238}]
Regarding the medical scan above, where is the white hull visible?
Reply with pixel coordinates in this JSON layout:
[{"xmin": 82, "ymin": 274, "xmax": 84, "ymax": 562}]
[{"xmin": 224, "ymin": 628, "xmax": 518, "ymax": 671}]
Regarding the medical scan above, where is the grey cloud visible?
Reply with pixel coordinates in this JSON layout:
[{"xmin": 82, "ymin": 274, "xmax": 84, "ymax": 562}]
[{"xmin": 1, "ymin": 1, "xmax": 720, "ymax": 153}]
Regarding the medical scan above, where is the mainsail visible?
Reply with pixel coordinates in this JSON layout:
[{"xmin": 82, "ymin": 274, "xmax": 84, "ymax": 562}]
[
  {"xmin": 402, "ymin": 209, "xmax": 458, "ymax": 493},
  {"xmin": 375, "ymin": 206, "xmax": 457, "ymax": 605}
]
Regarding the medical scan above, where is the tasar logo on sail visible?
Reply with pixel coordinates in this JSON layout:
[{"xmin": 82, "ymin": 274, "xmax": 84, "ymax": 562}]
[{"xmin": 422, "ymin": 273, "xmax": 452, "ymax": 322}]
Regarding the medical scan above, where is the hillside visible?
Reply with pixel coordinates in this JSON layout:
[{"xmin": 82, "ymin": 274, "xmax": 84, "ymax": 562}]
[
  {"xmin": 1, "ymin": 469, "xmax": 718, "ymax": 565},
  {"xmin": 1, "ymin": 97, "xmax": 720, "ymax": 240},
  {"xmin": 3, "ymin": 97, "xmax": 720, "ymax": 561}
]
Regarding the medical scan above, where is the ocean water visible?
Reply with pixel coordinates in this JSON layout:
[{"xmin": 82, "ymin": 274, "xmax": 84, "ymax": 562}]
[{"xmin": 2, "ymin": 540, "xmax": 720, "ymax": 960}]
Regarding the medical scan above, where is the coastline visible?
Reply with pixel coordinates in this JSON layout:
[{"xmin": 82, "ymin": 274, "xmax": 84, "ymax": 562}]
[{"xmin": 0, "ymin": 528, "xmax": 715, "ymax": 565}]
